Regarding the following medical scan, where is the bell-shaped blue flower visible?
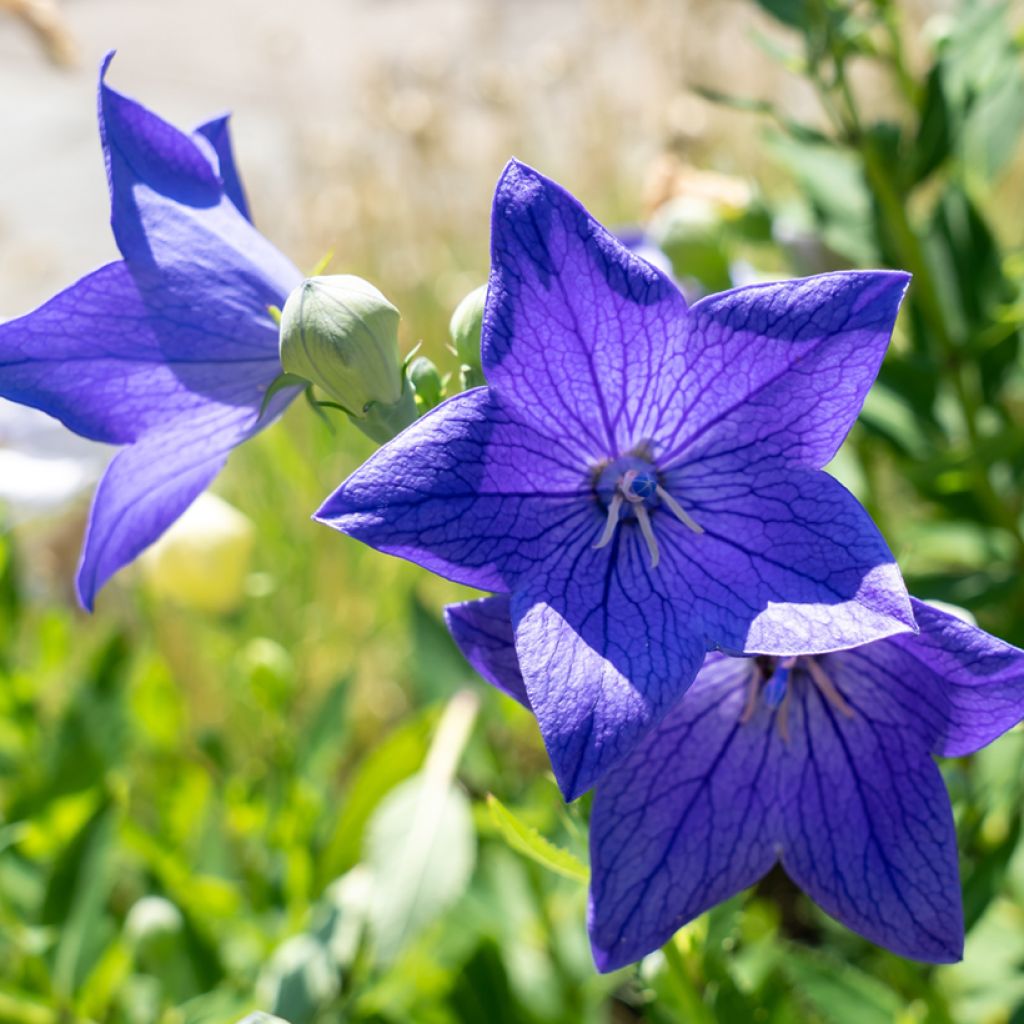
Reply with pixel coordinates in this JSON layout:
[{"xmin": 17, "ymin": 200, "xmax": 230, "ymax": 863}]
[
  {"xmin": 446, "ymin": 594, "xmax": 1024, "ymax": 968},
  {"xmin": 317, "ymin": 159, "xmax": 915, "ymax": 798},
  {"xmin": 0, "ymin": 54, "xmax": 302, "ymax": 608}
]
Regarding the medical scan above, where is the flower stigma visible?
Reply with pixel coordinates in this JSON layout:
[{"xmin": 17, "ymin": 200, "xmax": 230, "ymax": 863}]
[
  {"xmin": 740, "ymin": 655, "xmax": 854, "ymax": 742},
  {"xmin": 592, "ymin": 454, "xmax": 703, "ymax": 568}
]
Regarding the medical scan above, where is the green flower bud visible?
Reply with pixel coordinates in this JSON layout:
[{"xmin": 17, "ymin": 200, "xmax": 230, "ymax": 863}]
[
  {"xmin": 280, "ymin": 275, "xmax": 404, "ymax": 414},
  {"xmin": 408, "ymin": 355, "xmax": 443, "ymax": 411},
  {"xmin": 647, "ymin": 196, "xmax": 731, "ymax": 290},
  {"xmin": 449, "ymin": 284, "xmax": 487, "ymax": 373}
]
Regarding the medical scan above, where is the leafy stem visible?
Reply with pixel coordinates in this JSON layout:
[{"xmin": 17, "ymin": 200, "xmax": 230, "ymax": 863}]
[{"xmin": 811, "ymin": 15, "xmax": 1024, "ymax": 562}]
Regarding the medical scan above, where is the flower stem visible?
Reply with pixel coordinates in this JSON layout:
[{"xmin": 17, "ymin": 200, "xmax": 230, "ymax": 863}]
[
  {"xmin": 661, "ymin": 935, "xmax": 713, "ymax": 1023},
  {"xmin": 350, "ymin": 376, "xmax": 420, "ymax": 445}
]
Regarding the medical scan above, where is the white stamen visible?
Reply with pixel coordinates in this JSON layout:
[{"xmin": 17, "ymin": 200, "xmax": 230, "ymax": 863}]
[
  {"xmin": 620, "ymin": 469, "xmax": 642, "ymax": 502},
  {"xmin": 592, "ymin": 464, "xmax": 702, "ymax": 563},
  {"xmin": 656, "ymin": 485, "xmax": 704, "ymax": 534},
  {"xmin": 806, "ymin": 658, "xmax": 855, "ymax": 718},
  {"xmin": 593, "ymin": 492, "xmax": 624, "ymax": 550},
  {"xmin": 635, "ymin": 505, "xmax": 660, "ymax": 568}
]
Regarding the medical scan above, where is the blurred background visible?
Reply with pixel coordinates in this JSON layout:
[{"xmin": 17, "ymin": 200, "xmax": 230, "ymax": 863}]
[{"xmin": 2, "ymin": 1, "xmax": 1024, "ymax": 1021}]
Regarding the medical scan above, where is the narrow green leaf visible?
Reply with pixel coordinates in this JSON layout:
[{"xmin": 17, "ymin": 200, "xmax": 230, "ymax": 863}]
[
  {"xmin": 486, "ymin": 795, "xmax": 587, "ymax": 883},
  {"xmin": 316, "ymin": 709, "xmax": 435, "ymax": 887},
  {"xmin": 44, "ymin": 802, "xmax": 117, "ymax": 999},
  {"xmin": 782, "ymin": 946, "xmax": 903, "ymax": 1024},
  {"xmin": 751, "ymin": 0, "xmax": 807, "ymax": 28}
]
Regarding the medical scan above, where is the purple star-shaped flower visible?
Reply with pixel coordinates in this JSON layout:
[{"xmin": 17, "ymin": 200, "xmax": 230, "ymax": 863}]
[
  {"xmin": 0, "ymin": 54, "xmax": 302, "ymax": 608},
  {"xmin": 317, "ymin": 160, "xmax": 915, "ymax": 798},
  {"xmin": 446, "ymin": 593, "xmax": 1024, "ymax": 968}
]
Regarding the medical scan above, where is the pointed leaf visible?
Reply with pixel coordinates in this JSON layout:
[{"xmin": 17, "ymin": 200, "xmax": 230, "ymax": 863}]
[{"xmin": 486, "ymin": 794, "xmax": 587, "ymax": 883}]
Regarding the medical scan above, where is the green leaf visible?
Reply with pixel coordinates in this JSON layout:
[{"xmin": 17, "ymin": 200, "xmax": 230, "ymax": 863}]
[
  {"xmin": 311, "ymin": 866, "xmax": 372, "ymax": 970},
  {"xmin": 752, "ymin": 0, "xmax": 807, "ymax": 28},
  {"xmin": 933, "ymin": 1, "xmax": 1024, "ymax": 185},
  {"xmin": 782, "ymin": 946, "xmax": 903, "ymax": 1024},
  {"xmin": 937, "ymin": 898, "xmax": 1024, "ymax": 1020},
  {"xmin": 447, "ymin": 940, "xmax": 526, "ymax": 1024},
  {"xmin": 765, "ymin": 132, "xmax": 877, "ymax": 265},
  {"xmin": 912, "ymin": 63, "xmax": 953, "ymax": 184},
  {"xmin": 927, "ymin": 187, "xmax": 1020, "ymax": 403},
  {"xmin": 42, "ymin": 801, "xmax": 117, "ymax": 999},
  {"xmin": 257, "ymin": 934, "xmax": 339, "ymax": 1024},
  {"xmin": 407, "ymin": 593, "xmax": 473, "ymax": 701},
  {"xmin": 364, "ymin": 773, "xmax": 476, "ymax": 963},
  {"xmin": 296, "ymin": 674, "xmax": 352, "ymax": 783},
  {"xmin": 486, "ymin": 794, "xmax": 587, "ymax": 883},
  {"xmin": 316, "ymin": 709, "xmax": 435, "ymax": 887}
]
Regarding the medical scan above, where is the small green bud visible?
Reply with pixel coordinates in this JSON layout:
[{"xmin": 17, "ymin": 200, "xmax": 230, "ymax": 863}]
[
  {"xmin": 449, "ymin": 284, "xmax": 487, "ymax": 370},
  {"xmin": 280, "ymin": 275, "xmax": 404, "ymax": 415},
  {"xmin": 408, "ymin": 355, "xmax": 444, "ymax": 411}
]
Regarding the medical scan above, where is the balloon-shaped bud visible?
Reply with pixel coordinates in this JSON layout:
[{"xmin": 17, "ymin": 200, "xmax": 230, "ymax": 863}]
[
  {"xmin": 646, "ymin": 196, "xmax": 731, "ymax": 289},
  {"xmin": 408, "ymin": 355, "xmax": 444, "ymax": 411},
  {"xmin": 280, "ymin": 275, "xmax": 404, "ymax": 414},
  {"xmin": 449, "ymin": 284, "xmax": 487, "ymax": 388}
]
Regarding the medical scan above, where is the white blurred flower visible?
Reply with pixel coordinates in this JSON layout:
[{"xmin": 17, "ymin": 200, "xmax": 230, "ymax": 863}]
[{"xmin": 0, "ymin": 399, "xmax": 107, "ymax": 519}]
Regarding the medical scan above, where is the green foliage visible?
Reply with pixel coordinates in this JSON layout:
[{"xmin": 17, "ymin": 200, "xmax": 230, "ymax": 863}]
[
  {"xmin": 2, "ymin": 1, "xmax": 1024, "ymax": 1021},
  {"xmin": 486, "ymin": 796, "xmax": 587, "ymax": 883},
  {"xmin": 721, "ymin": 0, "xmax": 1024, "ymax": 645}
]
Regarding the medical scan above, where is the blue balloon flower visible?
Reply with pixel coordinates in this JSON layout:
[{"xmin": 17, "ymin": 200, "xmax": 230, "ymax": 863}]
[
  {"xmin": 318, "ymin": 159, "xmax": 915, "ymax": 799},
  {"xmin": 0, "ymin": 54, "xmax": 302, "ymax": 608},
  {"xmin": 446, "ymin": 594, "xmax": 1024, "ymax": 968}
]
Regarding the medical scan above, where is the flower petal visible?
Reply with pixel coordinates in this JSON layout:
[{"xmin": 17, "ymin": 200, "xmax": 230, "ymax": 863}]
[
  {"xmin": 315, "ymin": 388, "xmax": 592, "ymax": 593},
  {"xmin": 658, "ymin": 466, "xmax": 914, "ymax": 655},
  {"xmin": 658, "ymin": 271, "xmax": 910, "ymax": 473},
  {"xmin": 0, "ymin": 261, "xmax": 284, "ymax": 445},
  {"xmin": 779, "ymin": 676, "xmax": 963, "ymax": 963},
  {"xmin": 76, "ymin": 396, "xmax": 284, "ymax": 609},
  {"xmin": 99, "ymin": 54, "xmax": 300, "ymax": 322},
  {"xmin": 444, "ymin": 595, "xmax": 529, "ymax": 707},
  {"xmin": 588, "ymin": 655, "xmax": 782, "ymax": 972},
  {"xmin": 511, "ymin": 538, "xmax": 706, "ymax": 800},
  {"xmin": 835, "ymin": 598, "xmax": 1024, "ymax": 758},
  {"xmin": 194, "ymin": 114, "xmax": 252, "ymax": 222},
  {"xmin": 484, "ymin": 160, "xmax": 689, "ymax": 458}
]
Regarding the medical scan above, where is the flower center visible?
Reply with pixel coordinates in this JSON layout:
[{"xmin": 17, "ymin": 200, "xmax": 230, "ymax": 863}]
[
  {"xmin": 741, "ymin": 656, "xmax": 854, "ymax": 741},
  {"xmin": 591, "ymin": 455, "xmax": 702, "ymax": 569}
]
